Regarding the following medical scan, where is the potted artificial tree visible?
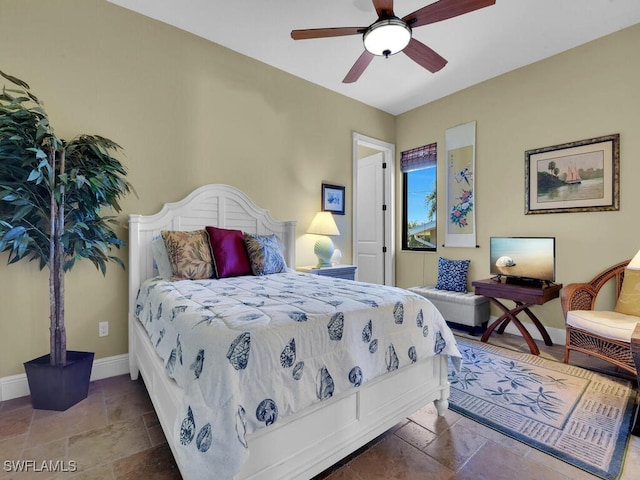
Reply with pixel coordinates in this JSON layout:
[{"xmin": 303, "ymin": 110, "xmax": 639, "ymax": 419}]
[{"xmin": 0, "ymin": 71, "xmax": 132, "ymax": 410}]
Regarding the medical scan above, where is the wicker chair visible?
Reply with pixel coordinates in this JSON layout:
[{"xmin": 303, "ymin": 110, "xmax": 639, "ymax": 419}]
[{"xmin": 561, "ymin": 260, "xmax": 640, "ymax": 376}]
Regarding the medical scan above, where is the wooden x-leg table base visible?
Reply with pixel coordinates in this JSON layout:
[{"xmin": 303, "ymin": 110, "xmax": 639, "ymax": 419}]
[
  {"xmin": 472, "ymin": 278, "xmax": 562, "ymax": 356},
  {"xmin": 480, "ymin": 298, "xmax": 553, "ymax": 355}
]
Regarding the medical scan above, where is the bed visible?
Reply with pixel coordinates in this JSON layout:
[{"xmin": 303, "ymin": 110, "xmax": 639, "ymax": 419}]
[{"xmin": 128, "ymin": 184, "xmax": 461, "ymax": 480}]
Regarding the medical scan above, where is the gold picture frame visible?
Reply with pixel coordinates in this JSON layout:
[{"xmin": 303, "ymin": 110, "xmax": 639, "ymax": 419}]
[{"xmin": 525, "ymin": 134, "xmax": 620, "ymax": 214}]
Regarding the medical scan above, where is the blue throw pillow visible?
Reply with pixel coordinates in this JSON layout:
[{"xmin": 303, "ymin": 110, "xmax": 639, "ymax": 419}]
[
  {"xmin": 435, "ymin": 257, "xmax": 470, "ymax": 293},
  {"xmin": 244, "ymin": 233, "xmax": 287, "ymax": 275}
]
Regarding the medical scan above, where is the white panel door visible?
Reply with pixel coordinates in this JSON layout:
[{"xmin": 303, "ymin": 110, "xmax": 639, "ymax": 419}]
[{"xmin": 356, "ymin": 152, "xmax": 385, "ymax": 284}]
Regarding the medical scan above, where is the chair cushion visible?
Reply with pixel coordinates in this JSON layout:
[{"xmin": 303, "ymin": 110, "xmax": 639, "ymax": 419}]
[
  {"xmin": 409, "ymin": 286, "xmax": 488, "ymax": 306},
  {"xmin": 614, "ymin": 268, "xmax": 640, "ymax": 316},
  {"xmin": 567, "ymin": 309, "xmax": 639, "ymax": 343}
]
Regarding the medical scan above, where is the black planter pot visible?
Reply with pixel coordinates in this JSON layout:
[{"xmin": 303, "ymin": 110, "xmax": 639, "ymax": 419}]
[{"xmin": 23, "ymin": 351, "xmax": 94, "ymax": 411}]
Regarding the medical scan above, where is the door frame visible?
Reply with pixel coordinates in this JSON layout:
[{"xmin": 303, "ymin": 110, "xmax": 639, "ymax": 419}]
[{"xmin": 352, "ymin": 132, "xmax": 395, "ymax": 286}]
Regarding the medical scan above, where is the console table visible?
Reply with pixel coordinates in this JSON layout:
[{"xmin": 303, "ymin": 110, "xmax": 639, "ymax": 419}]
[{"xmin": 472, "ymin": 278, "xmax": 562, "ymax": 355}]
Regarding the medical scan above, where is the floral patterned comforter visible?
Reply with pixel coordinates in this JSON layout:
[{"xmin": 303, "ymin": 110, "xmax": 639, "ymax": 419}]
[{"xmin": 135, "ymin": 271, "xmax": 461, "ymax": 480}]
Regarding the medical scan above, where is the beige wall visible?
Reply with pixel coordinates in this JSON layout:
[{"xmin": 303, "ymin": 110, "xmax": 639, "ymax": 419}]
[
  {"xmin": 0, "ymin": 0, "xmax": 395, "ymax": 377},
  {"xmin": 395, "ymin": 24, "xmax": 640, "ymax": 332},
  {"xmin": 1, "ymin": 0, "xmax": 638, "ymax": 380}
]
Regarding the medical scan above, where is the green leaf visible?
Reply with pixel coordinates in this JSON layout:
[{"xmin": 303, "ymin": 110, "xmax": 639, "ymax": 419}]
[
  {"xmin": 0, "ymin": 70, "xmax": 30, "ymax": 89},
  {"xmin": 109, "ymin": 256, "xmax": 126, "ymax": 270},
  {"xmin": 2, "ymin": 225, "xmax": 26, "ymax": 242},
  {"xmin": 64, "ymin": 257, "xmax": 76, "ymax": 271},
  {"xmin": 14, "ymin": 236, "xmax": 29, "ymax": 259},
  {"xmin": 97, "ymin": 258, "xmax": 106, "ymax": 275},
  {"xmin": 26, "ymin": 91, "xmax": 40, "ymax": 104},
  {"xmin": 11, "ymin": 204, "xmax": 33, "ymax": 222}
]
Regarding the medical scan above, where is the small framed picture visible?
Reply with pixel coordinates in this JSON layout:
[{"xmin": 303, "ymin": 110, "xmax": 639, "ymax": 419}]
[{"xmin": 321, "ymin": 183, "xmax": 345, "ymax": 215}]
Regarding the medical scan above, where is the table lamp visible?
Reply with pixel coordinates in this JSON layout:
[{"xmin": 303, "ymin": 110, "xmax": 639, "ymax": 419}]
[
  {"xmin": 307, "ymin": 212, "xmax": 340, "ymax": 267},
  {"xmin": 629, "ymin": 249, "xmax": 640, "ymax": 270}
]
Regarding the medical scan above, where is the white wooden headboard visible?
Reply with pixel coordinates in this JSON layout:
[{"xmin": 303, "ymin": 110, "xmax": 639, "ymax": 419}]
[{"xmin": 127, "ymin": 184, "xmax": 296, "ymax": 333}]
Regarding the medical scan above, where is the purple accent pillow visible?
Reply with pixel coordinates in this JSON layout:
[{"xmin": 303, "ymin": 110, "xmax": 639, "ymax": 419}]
[{"xmin": 205, "ymin": 226, "xmax": 252, "ymax": 278}]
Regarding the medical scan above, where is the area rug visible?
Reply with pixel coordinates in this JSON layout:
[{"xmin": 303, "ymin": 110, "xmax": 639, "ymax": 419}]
[{"xmin": 448, "ymin": 339, "xmax": 636, "ymax": 480}]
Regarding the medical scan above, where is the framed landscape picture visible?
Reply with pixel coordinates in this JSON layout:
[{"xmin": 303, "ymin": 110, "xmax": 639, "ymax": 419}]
[{"xmin": 525, "ymin": 134, "xmax": 620, "ymax": 214}]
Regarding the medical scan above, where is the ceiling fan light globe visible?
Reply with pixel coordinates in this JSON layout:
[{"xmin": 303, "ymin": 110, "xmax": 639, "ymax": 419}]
[{"xmin": 363, "ymin": 18, "xmax": 411, "ymax": 56}]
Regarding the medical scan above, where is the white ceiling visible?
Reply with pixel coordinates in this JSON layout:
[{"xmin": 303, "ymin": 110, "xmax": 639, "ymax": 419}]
[{"xmin": 108, "ymin": 0, "xmax": 640, "ymax": 115}]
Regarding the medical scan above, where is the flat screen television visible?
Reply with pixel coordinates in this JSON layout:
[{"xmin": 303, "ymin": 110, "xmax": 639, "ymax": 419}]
[{"xmin": 489, "ymin": 237, "xmax": 556, "ymax": 287}]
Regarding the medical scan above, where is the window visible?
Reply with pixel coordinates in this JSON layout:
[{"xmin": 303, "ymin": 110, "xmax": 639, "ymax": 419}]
[{"xmin": 402, "ymin": 143, "xmax": 437, "ymax": 251}]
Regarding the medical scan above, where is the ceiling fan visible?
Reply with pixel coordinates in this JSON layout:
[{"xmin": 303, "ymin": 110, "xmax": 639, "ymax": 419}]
[{"xmin": 291, "ymin": 0, "xmax": 496, "ymax": 83}]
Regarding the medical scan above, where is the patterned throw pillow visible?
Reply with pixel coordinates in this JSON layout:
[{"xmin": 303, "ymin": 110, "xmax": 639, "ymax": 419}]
[
  {"xmin": 161, "ymin": 230, "xmax": 214, "ymax": 280},
  {"xmin": 244, "ymin": 233, "xmax": 287, "ymax": 275},
  {"xmin": 435, "ymin": 257, "xmax": 470, "ymax": 293},
  {"xmin": 614, "ymin": 268, "xmax": 640, "ymax": 316},
  {"xmin": 205, "ymin": 226, "xmax": 252, "ymax": 278}
]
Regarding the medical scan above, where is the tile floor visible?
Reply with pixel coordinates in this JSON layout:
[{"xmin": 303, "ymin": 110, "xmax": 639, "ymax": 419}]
[{"xmin": 1, "ymin": 332, "xmax": 638, "ymax": 479}]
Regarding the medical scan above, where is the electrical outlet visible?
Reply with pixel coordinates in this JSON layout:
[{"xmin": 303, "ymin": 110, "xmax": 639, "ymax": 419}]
[{"xmin": 99, "ymin": 321, "xmax": 109, "ymax": 337}]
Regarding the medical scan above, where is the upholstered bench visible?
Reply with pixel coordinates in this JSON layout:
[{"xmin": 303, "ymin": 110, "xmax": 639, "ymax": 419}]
[{"xmin": 409, "ymin": 285, "xmax": 490, "ymax": 335}]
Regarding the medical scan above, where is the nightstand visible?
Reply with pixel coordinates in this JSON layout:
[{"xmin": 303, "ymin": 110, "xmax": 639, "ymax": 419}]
[{"xmin": 297, "ymin": 264, "xmax": 357, "ymax": 281}]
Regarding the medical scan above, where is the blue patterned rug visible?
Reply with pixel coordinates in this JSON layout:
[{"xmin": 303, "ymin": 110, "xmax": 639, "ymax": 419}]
[{"xmin": 449, "ymin": 339, "xmax": 635, "ymax": 480}]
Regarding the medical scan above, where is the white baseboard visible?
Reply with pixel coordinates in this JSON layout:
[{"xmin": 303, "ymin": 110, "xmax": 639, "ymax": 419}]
[{"xmin": 0, "ymin": 353, "xmax": 130, "ymax": 402}]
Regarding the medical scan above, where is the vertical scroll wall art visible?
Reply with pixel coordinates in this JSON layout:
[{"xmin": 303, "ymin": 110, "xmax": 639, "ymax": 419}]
[{"xmin": 445, "ymin": 121, "xmax": 477, "ymax": 248}]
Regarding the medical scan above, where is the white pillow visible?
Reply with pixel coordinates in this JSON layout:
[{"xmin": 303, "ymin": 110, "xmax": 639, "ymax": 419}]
[{"xmin": 151, "ymin": 235, "xmax": 173, "ymax": 279}]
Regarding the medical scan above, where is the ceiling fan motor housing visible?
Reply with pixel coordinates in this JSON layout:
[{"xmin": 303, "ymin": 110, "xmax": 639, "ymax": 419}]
[{"xmin": 363, "ymin": 17, "xmax": 412, "ymax": 57}]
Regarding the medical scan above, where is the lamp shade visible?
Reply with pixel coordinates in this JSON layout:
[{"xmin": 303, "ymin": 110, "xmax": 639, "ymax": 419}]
[
  {"xmin": 628, "ymin": 249, "xmax": 640, "ymax": 270},
  {"xmin": 307, "ymin": 212, "xmax": 340, "ymax": 236}
]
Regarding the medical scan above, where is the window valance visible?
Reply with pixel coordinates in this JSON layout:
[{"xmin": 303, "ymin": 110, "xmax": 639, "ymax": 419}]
[{"xmin": 400, "ymin": 143, "xmax": 437, "ymax": 172}]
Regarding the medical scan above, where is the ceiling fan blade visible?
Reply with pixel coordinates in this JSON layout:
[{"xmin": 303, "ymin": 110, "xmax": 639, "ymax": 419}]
[
  {"xmin": 403, "ymin": 38, "xmax": 448, "ymax": 73},
  {"xmin": 291, "ymin": 27, "xmax": 365, "ymax": 40},
  {"xmin": 403, "ymin": 0, "xmax": 495, "ymax": 28},
  {"xmin": 372, "ymin": 0, "xmax": 395, "ymax": 18},
  {"xmin": 343, "ymin": 51, "xmax": 375, "ymax": 83}
]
